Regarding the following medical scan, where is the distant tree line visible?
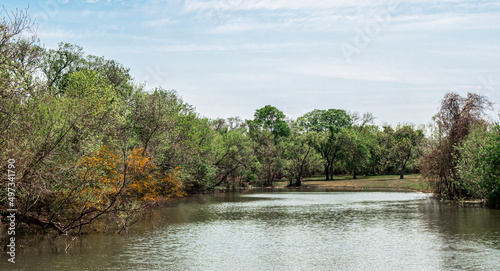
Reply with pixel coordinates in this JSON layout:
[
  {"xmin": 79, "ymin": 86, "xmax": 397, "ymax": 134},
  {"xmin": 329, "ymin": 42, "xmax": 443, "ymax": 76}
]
[{"xmin": 1, "ymin": 8, "xmax": 499, "ymax": 234}]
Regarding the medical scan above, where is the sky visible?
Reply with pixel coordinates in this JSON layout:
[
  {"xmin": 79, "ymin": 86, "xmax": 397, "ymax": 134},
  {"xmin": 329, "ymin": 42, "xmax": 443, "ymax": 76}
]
[{"xmin": 3, "ymin": 0, "xmax": 500, "ymax": 125}]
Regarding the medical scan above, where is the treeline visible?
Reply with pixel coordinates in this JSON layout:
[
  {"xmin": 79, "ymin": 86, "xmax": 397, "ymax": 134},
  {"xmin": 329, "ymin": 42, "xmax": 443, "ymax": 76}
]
[{"xmin": 1, "ymin": 8, "xmax": 499, "ymax": 234}]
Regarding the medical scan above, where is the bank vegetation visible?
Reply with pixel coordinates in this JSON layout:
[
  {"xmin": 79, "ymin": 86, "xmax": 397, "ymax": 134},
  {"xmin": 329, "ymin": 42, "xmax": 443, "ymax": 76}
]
[{"xmin": 1, "ymin": 8, "xmax": 499, "ymax": 235}]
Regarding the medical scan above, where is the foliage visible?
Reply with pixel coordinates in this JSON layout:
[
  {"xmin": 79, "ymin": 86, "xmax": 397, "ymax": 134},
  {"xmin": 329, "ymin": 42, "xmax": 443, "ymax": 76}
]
[
  {"xmin": 297, "ymin": 109, "xmax": 352, "ymax": 134},
  {"xmin": 246, "ymin": 106, "xmax": 290, "ymax": 186},
  {"xmin": 421, "ymin": 92, "xmax": 492, "ymax": 199},
  {"xmin": 456, "ymin": 125, "xmax": 500, "ymax": 207},
  {"xmin": 0, "ymin": 8, "xmax": 188, "ymax": 234},
  {"xmin": 390, "ymin": 124, "xmax": 425, "ymax": 179},
  {"xmin": 5, "ymin": 7, "xmax": 500, "ymax": 236},
  {"xmin": 283, "ymin": 128, "xmax": 322, "ymax": 186},
  {"xmin": 297, "ymin": 109, "xmax": 352, "ymax": 180},
  {"xmin": 41, "ymin": 42, "xmax": 134, "ymax": 99},
  {"xmin": 247, "ymin": 105, "xmax": 291, "ymax": 139},
  {"xmin": 211, "ymin": 127, "xmax": 253, "ymax": 189},
  {"xmin": 337, "ymin": 128, "xmax": 372, "ymax": 179}
]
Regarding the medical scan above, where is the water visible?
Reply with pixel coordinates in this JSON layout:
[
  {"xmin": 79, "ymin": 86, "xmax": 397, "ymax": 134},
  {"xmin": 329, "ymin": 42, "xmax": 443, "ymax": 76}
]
[{"xmin": 2, "ymin": 190, "xmax": 500, "ymax": 270}]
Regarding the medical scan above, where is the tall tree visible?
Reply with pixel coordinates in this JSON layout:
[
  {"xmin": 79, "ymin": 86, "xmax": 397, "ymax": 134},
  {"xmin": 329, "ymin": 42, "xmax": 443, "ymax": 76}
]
[
  {"xmin": 247, "ymin": 105, "xmax": 290, "ymax": 186},
  {"xmin": 284, "ymin": 125, "xmax": 322, "ymax": 186},
  {"xmin": 211, "ymin": 127, "xmax": 252, "ymax": 189},
  {"xmin": 391, "ymin": 124, "xmax": 425, "ymax": 179},
  {"xmin": 248, "ymin": 105, "xmax": 291, "ymax": 138},
  {"xmin": 297, "ymin": 109, "xmax": 352, "ymax": 180},
  {"xmin": 421, "ymin": 92, "xmax": 492, "ymax": 198},
  {"xmin": 0, "ymin": 6, "xmax": 42, "ymax": 142},
  {"xmin": 338, "ymin": 128, "xmax": 371, "ymax": 179},
  {"xmin": 41, "ymin": 42, "xmax": 134, "ymax": 99}
]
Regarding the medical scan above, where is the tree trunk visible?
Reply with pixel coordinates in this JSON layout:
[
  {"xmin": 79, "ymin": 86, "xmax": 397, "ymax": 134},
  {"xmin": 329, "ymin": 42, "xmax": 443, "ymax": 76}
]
[
  {"xmin": 399, "ymin": 161, "xmax": 405, "ymax": 179},
  {"xmin": 353, "ymin": 170, "xmax": 357, "ymax": 179}
]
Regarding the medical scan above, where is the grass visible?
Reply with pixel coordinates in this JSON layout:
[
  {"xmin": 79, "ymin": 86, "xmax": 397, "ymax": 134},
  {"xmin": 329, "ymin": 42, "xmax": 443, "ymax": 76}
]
[{"xmin": 276, "ymin": 174, "xmax": 432, "ymax": 192}]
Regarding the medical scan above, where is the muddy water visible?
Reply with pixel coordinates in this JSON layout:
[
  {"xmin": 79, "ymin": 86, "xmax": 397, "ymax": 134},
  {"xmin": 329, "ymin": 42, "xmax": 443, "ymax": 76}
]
[{"xmin": 2, "ymin": 190, "xmax": 500, "ymax": 270}]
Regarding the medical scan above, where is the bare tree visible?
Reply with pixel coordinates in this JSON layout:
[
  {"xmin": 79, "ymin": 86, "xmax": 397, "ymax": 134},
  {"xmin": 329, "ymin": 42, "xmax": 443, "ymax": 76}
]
[{"xmin": 421, "ymin": 92, "xmax": 492, "ymax": 199}]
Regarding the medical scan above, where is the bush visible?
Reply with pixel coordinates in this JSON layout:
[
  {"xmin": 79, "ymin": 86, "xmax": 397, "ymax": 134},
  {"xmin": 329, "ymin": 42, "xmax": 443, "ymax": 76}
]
[{"xmin": 456, "ymin": 125, "xmax": 500, "ymax": 207}]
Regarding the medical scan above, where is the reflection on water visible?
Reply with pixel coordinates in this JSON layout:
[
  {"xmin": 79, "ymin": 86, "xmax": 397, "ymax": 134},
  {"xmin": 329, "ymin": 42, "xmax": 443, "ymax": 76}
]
[{"xmin": 2, "ymin": 190, "xmax": 500, "ymax": 270}]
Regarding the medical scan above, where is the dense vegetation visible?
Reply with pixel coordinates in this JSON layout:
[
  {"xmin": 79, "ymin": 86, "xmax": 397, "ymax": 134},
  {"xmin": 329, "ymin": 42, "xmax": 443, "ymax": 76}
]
[
  {"xmin": 1, "ymin": 8, "xmax": 499, "ymax": 234},
  {"xmin": 421, "ymin": 93, "xmax": 500, "ymax": 208}
]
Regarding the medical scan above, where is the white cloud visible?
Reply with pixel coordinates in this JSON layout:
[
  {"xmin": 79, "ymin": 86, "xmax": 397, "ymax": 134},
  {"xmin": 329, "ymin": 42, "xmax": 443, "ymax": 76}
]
[
  {"xmin": 154, "ymin": 41, "xmax": 324, "ymax": 52},
  {"xmin": 184, "ymin": 0, "xmax": 500, "ymax": 33},
  {"xmin": 143, "ymin": 18, "xmax": 175, "ymax": 27},
  {"xmin": 391, "ymin": 13, "xmax": 500, "ymax": 31},
  {"xmin": 285, "ymin": 59, "xmax": 464, "ymax": 85},
  {"xmin": 37, "ymin": 28, "xmax": 84, "ymax": 39},
  {"xmin": 183, "ymin": 0, "xmax": 387, "ymax": 12}
]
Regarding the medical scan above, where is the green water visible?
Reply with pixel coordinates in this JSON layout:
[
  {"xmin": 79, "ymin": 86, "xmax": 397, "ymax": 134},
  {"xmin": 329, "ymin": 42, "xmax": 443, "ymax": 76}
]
[{"xmin": 2, "ymin": 190, "xmax": 500, "ymax": 270}]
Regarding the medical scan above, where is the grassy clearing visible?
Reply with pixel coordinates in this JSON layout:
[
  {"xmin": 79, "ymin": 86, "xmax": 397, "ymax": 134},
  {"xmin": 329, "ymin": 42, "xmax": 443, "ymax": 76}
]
[{"xmin": 276, "ymin": 174, "xmax": 432, "ymax": 192}]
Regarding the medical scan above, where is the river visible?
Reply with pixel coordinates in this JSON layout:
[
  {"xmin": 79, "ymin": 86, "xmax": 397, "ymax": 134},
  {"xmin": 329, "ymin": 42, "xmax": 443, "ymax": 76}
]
[{"xmin": 2, "ymin": 190, "xmax": 500, "ymax": 270}]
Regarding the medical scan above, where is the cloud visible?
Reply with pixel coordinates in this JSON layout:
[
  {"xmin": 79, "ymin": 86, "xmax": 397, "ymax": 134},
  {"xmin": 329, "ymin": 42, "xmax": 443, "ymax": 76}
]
[
  {"xmin": 391, "ymin": 12, "xmax": 500, "ymax": 31},
  {"xmin": 37, "ymin": 28, "xmax": 85, "ymax": 40},
  {"xmin": 154, "ymin": 41, "xmax": 323, "ymax": 52},
  {"xmin": 183, "ymin": 0, "xmax": 500, "ymax": 34},
  {"xmin": 285, "ymin": 59, "xmax": 458, "ymax": 85},
  {"xmin": 143, "ymin": 18, "xmax": 175, "ymax": 27},
  {"xmin": 183, "ymin": 0, "xmax": 386, "ymax": 12}
]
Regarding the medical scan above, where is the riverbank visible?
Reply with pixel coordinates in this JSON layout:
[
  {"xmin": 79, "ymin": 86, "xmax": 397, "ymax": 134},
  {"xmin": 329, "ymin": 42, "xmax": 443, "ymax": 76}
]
[{"xmin": 275, "ymin": 174, "xmax": 432, "ymax": 192}]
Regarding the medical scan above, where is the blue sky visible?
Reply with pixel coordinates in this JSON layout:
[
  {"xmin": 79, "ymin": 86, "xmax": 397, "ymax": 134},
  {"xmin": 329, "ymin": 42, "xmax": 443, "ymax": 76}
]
[{"xmin": 4, "ymin": 0, "xmax": 500, "ymax": 125}]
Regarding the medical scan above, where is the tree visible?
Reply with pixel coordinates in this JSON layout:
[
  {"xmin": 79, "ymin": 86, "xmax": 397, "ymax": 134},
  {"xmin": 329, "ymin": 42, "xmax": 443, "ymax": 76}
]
[
  {"xmin": 297, "ymin": 109, "xmax": 352, "ymax": 180},
  {"xmin": 421, "ymin": 92, "xmax": 492, "ymax": 199},
  {"xmin": 372, "ymin": 126, "xmax": 394, "ymax": 174},
  {"xmin": 283, "ymin": 128, "xmax": 322, "ymax": 186},
  {"xmin": 0, "ymin": 8, "xmax": 188, "ymax": 232},
  {"xmin": 211, "ymin": 127, "xmax": 252, "ymax": 189},
  {"xmin": 248, "ymin": 105, "xmax": 291, "ymax": 138},
  {"xmin": 128, "ymin": 88, "xmax": 185, "ymax": 156},
  {"xmin": 41, "ymin": 42, "xmax": 84, "ymax": 92},
  {"xmin": 247, "ymin": 106, "xmax": 290, "ymax": 186},
  {"xmin": 3, "ymin": 69, "xmax": 126, "ymax": 233},
  {"xmin": 338, "ymin": 128, "xmax": 371, "ymax": 179},
  {"xmin": 41, "ymin": 42, "xmax": 134, "ymax": 99},
  {"xmin": 0, "ymin": 6, "xmax": 41, "ymax": 94},
  {"xmin": 456, "ymin": 125, "xmax": 500, "ymax": 207},
  {"xmin": 128, "ymin": 88, "xmax": 218, "ymax": 192},
  {"xmin": 0, "ymin": 6, "xmax": 42, "ymax": 144},
  {"xmin": 391, "ymin": 124, "xmax": 424, "ymax": 179}
]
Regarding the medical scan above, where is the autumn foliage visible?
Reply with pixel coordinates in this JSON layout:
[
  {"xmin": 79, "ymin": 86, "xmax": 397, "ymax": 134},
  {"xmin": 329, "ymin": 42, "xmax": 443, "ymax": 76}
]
[
  {"xmin": 38, "ymin": 146, "xmax": 186, "ymax": 233},
  {"xmin": 74, "ymin": 146, "xmax": 185, "ymax": 206},
  {"xmin": 125, "ymin": 148, "xmax": 185, "ymax": 202}
]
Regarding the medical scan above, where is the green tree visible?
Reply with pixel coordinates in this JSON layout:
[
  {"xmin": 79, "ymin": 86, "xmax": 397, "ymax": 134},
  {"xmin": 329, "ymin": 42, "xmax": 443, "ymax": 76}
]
[
  {"xmin": 248, "ymin": 105, "xmax": 291, "ymax": 138},
  {"xmin": 297, "ymin": 109, "xmax": 352, "ymax": 180},
  {"xmin": 41, "ymin": 42, "xmax": 134, "ymax": 99},
  {"xmin": 128, "ymin": 88, "xmax": 217, "ymax": 192},
  {"xmin": 338, "ymin": 128, "xmax": 371, "ymax": 179},
  {"xmin": 283, "ymin": 127, "xmax": 322, "ymax": 186},
  {"xmin": 247, "ymin": 106, "xmax": 290, "ymax": 186},
  {"xmin": 41, "ymin": 42, "xmax": 84, "ymax": 92},
  {"xmin": 391, "ymin": 124, "xmax": 425, "ymax": 179},
  {"xmin": 456, "ymin": 125, "xmax": 500, "ymax": 207},
  {"xmin": 2, "ymin": 68, "xmax": 128, "ymax": 233},
  {"xmin": 211, "ymin": 126, "xmax": 252, "ymax": 189}
]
